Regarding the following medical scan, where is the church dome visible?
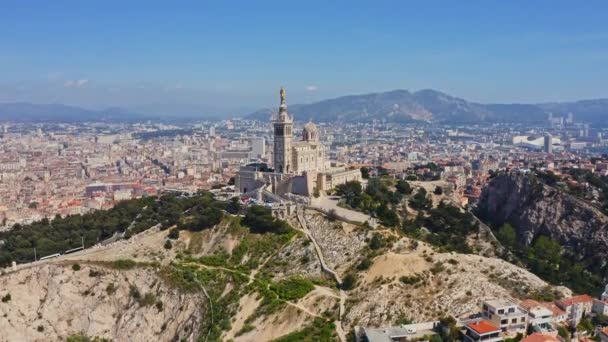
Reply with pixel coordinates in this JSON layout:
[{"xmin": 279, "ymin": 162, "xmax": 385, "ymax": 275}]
[
  {"xmin": 302, "ymin": 121, "xmax": 319, "ymax": 142},
  {"xmin": 303, "ymin": 121, "xmax": 318, "ymax": 133}
]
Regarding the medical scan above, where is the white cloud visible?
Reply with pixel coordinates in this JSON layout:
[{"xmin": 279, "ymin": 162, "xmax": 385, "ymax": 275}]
[
  {"xmin": 305, "ymin": 85, "xmax": 318, "ymax": 92},
  {"xmin": 64, "ymin": 79, "xmax": 89, "ymax": 88}
]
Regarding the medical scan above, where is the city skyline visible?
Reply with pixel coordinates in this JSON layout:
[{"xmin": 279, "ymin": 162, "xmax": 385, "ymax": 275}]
[{"xmin": 1, "ymin": 1, "xmax": 608, "ymax": 113}]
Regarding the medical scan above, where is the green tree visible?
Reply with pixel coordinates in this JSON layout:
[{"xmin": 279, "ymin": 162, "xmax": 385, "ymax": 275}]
[
  {"xmin": 497, "ymin": 223, "xmax": 517, "ymax": 248},
  {"xmin": 335, "ymin": 181, "xmax": 363, "ymax": 208},
  {"xmin": 226, "ymin": 196, "xmax": 241, "ymax": 214},
  {"xmin": 396, "ymin": 180, "xmax": 412, "ymax": 194},
  {"xmin": 360, "ymin": 167, "xmax": 370, "ymax": 179},
  {"xmin": 242, "ymin": 205, "xmax": 290, "ymax": 234},
  {"xmin": 533, "ymin": 236, "xmax": 562, "ymax": 265},
  {"xmin": 409, "ymin": 188, "xmax": 432, "ymax": 211}
]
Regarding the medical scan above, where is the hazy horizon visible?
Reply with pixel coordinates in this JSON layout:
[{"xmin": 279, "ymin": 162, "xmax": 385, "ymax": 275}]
[{"xmin": 2, "ymin": 1, "xmax": 608, "ymax": 113}]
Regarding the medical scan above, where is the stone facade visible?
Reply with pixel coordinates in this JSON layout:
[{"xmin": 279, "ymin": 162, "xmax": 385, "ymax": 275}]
[{"xmin": 236, "ymin": 87, "xmax": 361, "ymax": 198}]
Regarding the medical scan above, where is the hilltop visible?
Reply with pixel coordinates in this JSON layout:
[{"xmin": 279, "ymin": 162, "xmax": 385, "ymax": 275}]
[
  {"xmin": 247, "ymin": 89, "xmax": 608, "ymax": 124},
  {"xmin": 0, "ymin": 187, "xmax": 570, "ymax": 341}
]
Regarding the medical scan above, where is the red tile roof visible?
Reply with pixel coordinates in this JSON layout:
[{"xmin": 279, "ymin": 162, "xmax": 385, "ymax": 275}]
[
  {"xmin": 556, "ymin": 294, "xmax": 594, "ymax": 308},
  {"xmin": 521, "ymin": 333, "xmax": 560, "ymax": 342},
  {"xmin": 541, "ymin": 302, "xmax": 566, "ymax": 317},
  {"xmin": 601, "ymin": 327, "xmax": 608, "ymax": 336},
  {"xmin": 520, "ymin": 299, "xmax": 541, "ymax": 310},
  {"xmin": 467, "ymin": 320, "xmax": 500, "ymax": 335}
]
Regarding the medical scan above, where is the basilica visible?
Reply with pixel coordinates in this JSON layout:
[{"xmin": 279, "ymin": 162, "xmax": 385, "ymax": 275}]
[{"xmin": 235, "ymin": 87, "xmax": 361, "ymax": 199}]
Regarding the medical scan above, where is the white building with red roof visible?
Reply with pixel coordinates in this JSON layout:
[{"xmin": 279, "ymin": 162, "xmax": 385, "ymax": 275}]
[
  {"xmin": 555, "ymin": 295, "xmax": 594, "ymax": 326},
  {"xmin": 600, "ymin": 327, "xmax": 608, "ymax": 342},
  {"xmin": 520, "ymin": 333, "xmax": 559, "ymax": 342},
  {"xmin": 463, "ymin": 320, "xmax": 503, "ymax": 342}
]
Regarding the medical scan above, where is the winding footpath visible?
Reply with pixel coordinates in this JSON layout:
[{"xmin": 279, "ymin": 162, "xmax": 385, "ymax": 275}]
[{"xmin": 295, "ymin": 204, "xmax": 347, "ymax": 342}]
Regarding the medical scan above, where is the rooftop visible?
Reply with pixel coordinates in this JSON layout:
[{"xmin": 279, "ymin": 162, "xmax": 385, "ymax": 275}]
[
  {"xmin": 466, "ymin": 320, "xmax": 501, "ymax": 335},
  {"xmin": 555, "ymin": 294, "xmax": 594, "ymax": 308},
  {"xmin": 521, "ymin": 333, "xmax": 560, "ymax": 342}
]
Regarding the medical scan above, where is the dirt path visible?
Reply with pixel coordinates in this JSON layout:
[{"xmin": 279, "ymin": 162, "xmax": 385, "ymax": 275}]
[
  {"xmin": 185, "ymin": 262, "xmax": 323, "ymax": 319},
  {"xmin": 295, "ymin": 204, "xmax": 347, "ymax": 342}
]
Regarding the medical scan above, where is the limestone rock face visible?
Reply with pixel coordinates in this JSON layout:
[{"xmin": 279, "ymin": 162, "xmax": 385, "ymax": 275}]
[
  {"xmin": 0, "ymin": 263, "xmax": 203, "ymax": 342},
  {"xmin": 476, "ymin": 173, "xmax": 608, "ymax": 273}
]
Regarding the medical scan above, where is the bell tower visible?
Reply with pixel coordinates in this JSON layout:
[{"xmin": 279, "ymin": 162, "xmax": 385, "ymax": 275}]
[{"xmin": 273, "ymin": 87, "xmax": 293, "ymax": 173}]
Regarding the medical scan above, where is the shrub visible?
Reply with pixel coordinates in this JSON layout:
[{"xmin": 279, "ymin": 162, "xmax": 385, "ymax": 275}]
[
  {"xmin": 105, "ymin": 283, "xmax": 116, "ymax": 295},
  {"xmin": 88, "ymin": 269, "xmax": 101, "ymax": 277},
  {"xmin": 1, "ymin": 293, "xmax": 11, "ymax": 302},
  {"xmin": 168, "ymin": 228, "xmax": 179, "ymax": 240},
  {"xmin": 164, "ymin": 240, "xmax": 173, "ymax": 250},
  {"xmin": 140, "ymin": 293, "xmax": 156, "ymax": 306},
  {"xmin": 129, "ymin": 285, "xmax": 141, "ymax": 300},
  {"xmin": 112, "ymin": 259, "xmax": 137, "ymax": 270},
  {"xmin": 341, "ymin": 274, "xmax": 357, "ymax": 291},
  {"xmin": 37, "ymin": 325, "xmax": 44, "ymax": 332},
  {"xmin": 236, "ymin": 323, "xmax": 255, "ymax": 336},
  {"xmin": 399, "ymin": 275, "xmax": 422, "ymax": 285},
  {"xmin": 72, "ymin": 263, "xmax": 81, "ymax": 271},
  {"xmin": 155, "ymin": 300, "xmax": 164, "ymax": 311},
  {"xmin": 66, "ymin": 334, "xmax": 112, "ymax": 342},
  {"xmin": 430, "ymin": 262, "xmax": 446, "ymax": 275},
  {"xmin": 271, "ymin": 276, "xmax": 315, "ymax": 301},
  {"xmin": 369, "ymin": 233, "xmax": 386, "ymax": 250},
  {"xmin": 356, "ymin": 257, "xmax": 372, "ymax": 271}
]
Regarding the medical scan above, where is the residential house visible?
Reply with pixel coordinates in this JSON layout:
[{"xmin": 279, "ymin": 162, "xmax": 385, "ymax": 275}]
[
  {"xmin": 519, "ymin": 299, "xmax": 556, "ymax": 335},
  {"xmin": 599, "ymin": 327, "xmax": 608, "ymax": 342},
  {"xmin": 481, "ymin": 299, "xmax": 528, "ymax": 335},
  {"xmin": 592, "ymin": 299, "xmax": 608, "ymax": 316},
  {"xmin": 540, "ymin": 302, "xmax": 568, "ymax": 324},
  {"xmin": 555, "ymin": 295, "xmax": 594, "ymax": 326},
  {"xmin": 462, "ymin": 320, "xmax": 503, "ymax": 342},
  {"xmin": 520, "ymin": 333, "xmax": 560, "ymax": 342}
]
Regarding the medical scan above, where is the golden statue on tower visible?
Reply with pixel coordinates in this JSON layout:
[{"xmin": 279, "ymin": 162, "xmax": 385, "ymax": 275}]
[{"xmin": 280, "ymin": 86, "xmax": 286, "ymax": 104}]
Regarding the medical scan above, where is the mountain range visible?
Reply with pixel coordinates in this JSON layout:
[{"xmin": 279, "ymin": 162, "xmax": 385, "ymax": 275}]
[
  {"xmin": 247, "ymin": 89, "xmax": 608, "ymax": 124},
  {"xmin": 1, "ymin": 89, "xmax": 607, "ymax": 124}
]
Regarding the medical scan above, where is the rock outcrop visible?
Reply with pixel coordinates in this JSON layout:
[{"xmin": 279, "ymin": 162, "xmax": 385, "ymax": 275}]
[
  {"xmin": 476, "ymin": 173, "xmax": 608, "ymax": 277},
  {"xmin": 0, "ymin": 263, "xmax": 203, "ymax": 342}
]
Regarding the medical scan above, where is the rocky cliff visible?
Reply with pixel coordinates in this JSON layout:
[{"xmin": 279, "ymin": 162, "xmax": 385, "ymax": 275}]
[
  {"xmin": 476, "ymin": 173, "xmax": 608, "ymax": 278},
  {"xmin": 0, "ymin": 262, "xmax": 203, "ymax": 342}
]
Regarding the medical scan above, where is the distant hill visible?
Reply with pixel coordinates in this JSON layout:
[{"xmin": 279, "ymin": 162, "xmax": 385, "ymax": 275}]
[
  {"xmin": 247, "ymin": 89, "xmax": 608, "ymax": 124},
  {"xmin": 0, "ymin": 102, "xmax": 149, "ymax": 123}
]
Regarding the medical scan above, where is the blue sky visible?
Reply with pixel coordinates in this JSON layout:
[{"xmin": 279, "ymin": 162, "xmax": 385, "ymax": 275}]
[{"xmin": 1, "ymin": 0, "xmax": 607, "ymax": 113}]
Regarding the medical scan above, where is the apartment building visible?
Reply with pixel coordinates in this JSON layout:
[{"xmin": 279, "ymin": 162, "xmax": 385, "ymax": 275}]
[{"xmin": 481, "ymin": 299, "xmax": 527, "ymax": 335}]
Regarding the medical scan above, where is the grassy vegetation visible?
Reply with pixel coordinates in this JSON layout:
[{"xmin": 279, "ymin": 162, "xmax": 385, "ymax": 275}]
[
  {"xmin": 270, "ymin": 276, "xmax": 315, "ymax": 301},
  {"xmin": 110, "ymin": 259, "xmax": 138, "ymax": 270},
  {"xmin": 159, "ymin": 214, "xmax": 308, "ymax": 341},
  {"xmin": 65, "ymin": 334, "xmax": 112, "ymax": 342},
  {"xmin": 272, "ymin": 316, "xmax": 338, "ymax": 342}
]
